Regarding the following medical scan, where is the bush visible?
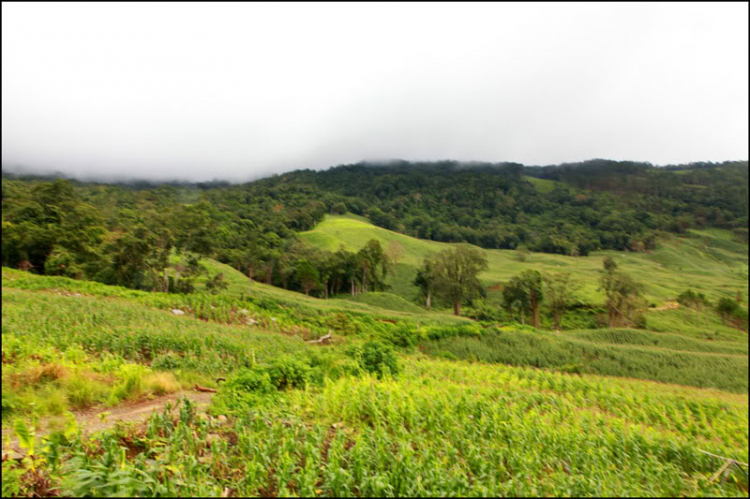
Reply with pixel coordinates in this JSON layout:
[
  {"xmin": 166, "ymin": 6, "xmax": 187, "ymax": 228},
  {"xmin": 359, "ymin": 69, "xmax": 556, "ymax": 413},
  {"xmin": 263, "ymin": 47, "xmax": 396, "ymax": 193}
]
[
  {"xmin": 677, "ymin": 289, "xmax": 711, "ymax": 308},
  {"xmin": 465, "ymin": 299, "xmax": 504, "ymax": 322},
  {"xmin": 265, "ymin": 356, "xmax": 312, "ymax": 389},
  {"xmin": 325, "ymin": 313, "xmax": 358, "ymax": 336},
  {"xmin": 225, "ymin": 369, "xmax": 274, "ymax": 394},
  {"xmin": 151, "ymin": 352, "xmax": 183, "ymax": 370},
  {"xmin": 633, "ymin": 313, "xmax": 647, "ymax": 329},
  {"xmin": 559, "ymin": 363, "xmax": 583, "ymax": 375},
  {"xmin": 205, "ymin": 272, "xmax": 229, "ymax": 294},
  {"xmin": 381, "ymin": 322, "xmax": 418, "ymax": 348},
  {"xmin": 716, "ymin": 297, "xmax": 738, "ymax": 323},
  {"xmin": 306, "ymin": 350, "xmax": 362, "ymax": 384},
  {"xmin": 349, "ymin": 341, "xmax": 399, "ymax": 379},
  {"xmin": 225, "ymin": 355, "xmax": 312, "ymax": 393},
  {"xmin": 331, "ymin": 202, "xmax": 347, "ymax": 215},
  {"xmin": 109, "ymin": 364, "xmax": 149, "ymax": 404},
  {"xmin": 424, "ymin": 324, "xmax": 482, "ymax": 341},
  {"xmin": 516, "ymin": 246, "xmax": 530, "ymax": 262}
]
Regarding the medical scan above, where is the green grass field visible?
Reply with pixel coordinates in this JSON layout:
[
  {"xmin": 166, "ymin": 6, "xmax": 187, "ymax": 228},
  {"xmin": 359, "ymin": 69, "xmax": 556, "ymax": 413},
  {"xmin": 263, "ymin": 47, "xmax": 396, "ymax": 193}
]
[{"xmin": 300, "ymin": 215, "xmax": 748, "ymax": 307}]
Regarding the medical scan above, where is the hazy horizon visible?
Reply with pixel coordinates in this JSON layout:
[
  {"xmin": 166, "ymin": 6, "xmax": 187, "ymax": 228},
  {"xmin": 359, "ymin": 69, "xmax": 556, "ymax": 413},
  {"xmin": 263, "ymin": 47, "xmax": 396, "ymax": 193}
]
[{"xmin": 3, "ymin": 3, "xmax": 748, "ymax": 182}]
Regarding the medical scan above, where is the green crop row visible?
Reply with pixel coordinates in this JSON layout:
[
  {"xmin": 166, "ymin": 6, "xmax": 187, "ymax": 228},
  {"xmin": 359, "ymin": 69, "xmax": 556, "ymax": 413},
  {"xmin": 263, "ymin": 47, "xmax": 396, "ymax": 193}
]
[{"xmin": 4, "ymin": 356, "xmax": 747, "ymax": 497}]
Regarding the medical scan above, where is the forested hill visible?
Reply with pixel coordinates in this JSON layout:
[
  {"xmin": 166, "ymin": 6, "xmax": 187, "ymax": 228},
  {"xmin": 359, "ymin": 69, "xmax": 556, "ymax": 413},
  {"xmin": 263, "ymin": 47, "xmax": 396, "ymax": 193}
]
[
  {"xmin": 231, "ymin": 159, "xmax": 749, "ymax": 254},
  {"xmin": 2, "ymin": 159, "xmax": 747, "ymax": 293}
]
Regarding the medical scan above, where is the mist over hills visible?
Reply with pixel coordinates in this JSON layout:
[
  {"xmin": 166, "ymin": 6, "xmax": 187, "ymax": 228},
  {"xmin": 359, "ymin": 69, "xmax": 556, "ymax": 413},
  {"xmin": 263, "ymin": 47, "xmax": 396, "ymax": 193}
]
[{"xmin": 2, "ymin": 157, "xmax": 747, "ymax": 187}]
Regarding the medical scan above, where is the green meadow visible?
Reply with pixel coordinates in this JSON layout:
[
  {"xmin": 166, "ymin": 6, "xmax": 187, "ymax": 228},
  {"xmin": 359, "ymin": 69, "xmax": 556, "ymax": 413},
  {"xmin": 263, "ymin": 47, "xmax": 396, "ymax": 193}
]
[{"xmin": 300, "ymin": 215, "xmax": 748, "ymax": 306}]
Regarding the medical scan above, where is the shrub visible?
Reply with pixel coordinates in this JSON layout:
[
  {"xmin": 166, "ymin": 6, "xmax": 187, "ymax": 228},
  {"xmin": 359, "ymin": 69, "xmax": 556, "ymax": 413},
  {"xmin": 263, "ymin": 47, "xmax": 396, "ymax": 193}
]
[
  {"xmin": 424, "ymin": 324, "xmax": 482, "ymax": 341},
  {"xmin": 349, "ymin": 341, "xmax": 399, "ymax": 379},
  {"xmin": 265, "ymin": 356, "xmax": 312, "ymax": 389},
  {"xmin": 108, "ymin": 364, "xmax": 149, "ymax": 404},
  {"xmin": 225, "ymin": 355, "xmax": 312, "ymax": 393},
  {"xmin": 465, "ymin": 299, "xmax": 504, "ymax": 322},
  {"xmin": 65, "ymin": 374, "xmax": 109, "ymax": 409},
  {"xmin": 205, "ymin": 272, "xmax": 229, "ymax": 294},
  {"xmin": 633, "ymin": 313, "xmax": 647, "ymax": 329},
  {"xmin": 716, "ymin": 297, "xmax": 738, "ymax": 322},
  {"xmin": 306, "ymin": 351, "xmax": 362, "ymax": 384},
  {"xmin": 677, "ymin": 289, "xmax": 711, "ymax": 308},
  {"xmin": 381, "ymin": 322, "xmax": 418, "ymax": 348},
  {"xmin": 559, "ymin": 363, "xmax": 583, "ymax": 375},
  {"xmin": 225, "ymin": 369, "xmax": 274, "ymax": 394},
  {"xmin": 325, "ymin": 313, "xmax": 358, "ymax": 336},
  {"xmin": 145, "ymin": 372, "xmax": 180, "ymax": 396}
]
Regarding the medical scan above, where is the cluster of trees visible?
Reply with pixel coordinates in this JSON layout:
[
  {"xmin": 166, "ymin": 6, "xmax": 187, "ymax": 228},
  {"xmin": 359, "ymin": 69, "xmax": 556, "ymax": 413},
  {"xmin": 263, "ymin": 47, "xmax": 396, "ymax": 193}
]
[
  {"xmin": 597, "ymin": 257, "xmax": 646, "ymax": 328},
  {"xmin": 229, "ymin": 237, "xmax": 393, "ymax": 297},
  {"xmin": 411, "ymin": 247, "xmax": 647, "ymax": 329},
  {"xmin": 413, "ymin": 245, "xmax": 488, "ymax": 316},
  {"xmin": 499, "ymin": 259, "xmax": 645, "ymax": 329},
  {"xmin": 531, "ymin": 159, "xmax": 748, "ymax": 232},
  {"xmin": 501, "ymin": 271, "xmax": 582, "ymax": 329},
  {"xmin": 1, "ymin": 176, "xmax": 404, "ymax": 298}
]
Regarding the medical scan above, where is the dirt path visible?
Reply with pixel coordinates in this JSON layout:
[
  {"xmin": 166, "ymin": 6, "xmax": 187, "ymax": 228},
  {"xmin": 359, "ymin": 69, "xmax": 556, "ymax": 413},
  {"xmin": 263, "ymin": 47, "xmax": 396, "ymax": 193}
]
[
  {"xmin": 650, "ymin": 301, "xmax": 680, "ymax": 311},
  {"xmin": 2, "ymin": 390, "xmax": 214, "ymax": 459}
]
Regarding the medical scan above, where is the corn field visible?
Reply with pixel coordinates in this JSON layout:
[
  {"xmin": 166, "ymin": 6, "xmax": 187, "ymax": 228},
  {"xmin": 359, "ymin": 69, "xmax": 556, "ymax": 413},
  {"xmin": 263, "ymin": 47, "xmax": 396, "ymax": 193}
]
[{"xmin": 4, "ymin": 356, "xmax": 748, "ymax": 497}]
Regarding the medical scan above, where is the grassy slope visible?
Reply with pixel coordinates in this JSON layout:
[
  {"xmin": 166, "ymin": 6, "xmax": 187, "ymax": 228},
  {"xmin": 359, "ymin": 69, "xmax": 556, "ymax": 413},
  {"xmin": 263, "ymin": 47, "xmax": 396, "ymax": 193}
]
[
  {"xmin": 300, "ymin": 215, "xmax": 749, "ymax": 307},
  {"xmin": 421, "ymin": 326, "xmax": 748, "ymax": 393},
  {"xmin": 1, "ymin": 285, "xmax": 309, "ymax": 424},
  {"xmin": 172, "ymin": 254, "xmax": 468, "ymax": 324}
]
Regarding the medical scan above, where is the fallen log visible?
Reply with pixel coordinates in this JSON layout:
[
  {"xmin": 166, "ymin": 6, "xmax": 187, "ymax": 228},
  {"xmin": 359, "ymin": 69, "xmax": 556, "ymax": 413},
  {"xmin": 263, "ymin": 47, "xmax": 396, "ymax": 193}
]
[{"xmin": 307, "ymin": 332, "xmax": 332, "ymax": 344}]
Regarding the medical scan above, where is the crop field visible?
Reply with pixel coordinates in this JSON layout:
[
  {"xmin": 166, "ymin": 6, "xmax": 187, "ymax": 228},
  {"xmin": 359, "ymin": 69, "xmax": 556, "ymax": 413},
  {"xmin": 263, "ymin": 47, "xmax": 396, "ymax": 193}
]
[
  {"xmin": 419, "ymin": 327, "xmax": 749, "ymax": 393},
  {"xmin": 300, "ymin": 215, "xmax": 748, "ymax": 306},
  {"xmin": 3, "ymin": 355, "xmax": 747, "ymax": 496}
]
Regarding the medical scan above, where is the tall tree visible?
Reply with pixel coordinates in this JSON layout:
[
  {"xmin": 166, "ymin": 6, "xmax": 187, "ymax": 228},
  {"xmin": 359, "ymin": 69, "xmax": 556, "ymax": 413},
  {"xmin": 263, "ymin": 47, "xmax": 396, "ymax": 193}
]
[
  {"xmin": 295, "ymin": 259, "xmax": 320, "ymax": 296},
  {"xmin": 503, "ymin": 270, "xmax": 544, "ymax": 327},
  {"xmin": 543, "ymin": 271, "xmax": 580, "ymax": 330},
  {"xmin": 598, "ymin": 259, "xmax": 644, "ymax": 328},
  {"xmin": 356, "ymin": 239, "xmax": 388, "ymax": 293},
  {"xmin": 414, "ymin": 256, "xmax": 440, "ymax": 308},
  {"xmin": 385, "ymin": 240, "xmax": 405, "ymax": 276},
  {"xmin": 429, "ymin": 244, "xmax": 488, "ymax": 316}
]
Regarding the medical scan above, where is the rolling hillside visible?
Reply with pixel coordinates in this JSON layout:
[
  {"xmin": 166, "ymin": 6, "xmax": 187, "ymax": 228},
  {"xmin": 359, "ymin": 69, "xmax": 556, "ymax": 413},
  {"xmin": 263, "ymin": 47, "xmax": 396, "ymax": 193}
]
[{"xmin": 300, "ymin": 215, "xmax": 749, "ymax": 307}]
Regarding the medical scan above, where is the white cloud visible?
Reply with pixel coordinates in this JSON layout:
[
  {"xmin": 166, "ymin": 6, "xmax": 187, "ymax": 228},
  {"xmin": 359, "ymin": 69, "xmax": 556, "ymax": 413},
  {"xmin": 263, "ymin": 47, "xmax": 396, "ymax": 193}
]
[{"xmin": 2, "ymin": 2, "xmax": 747, "ymax": 181}]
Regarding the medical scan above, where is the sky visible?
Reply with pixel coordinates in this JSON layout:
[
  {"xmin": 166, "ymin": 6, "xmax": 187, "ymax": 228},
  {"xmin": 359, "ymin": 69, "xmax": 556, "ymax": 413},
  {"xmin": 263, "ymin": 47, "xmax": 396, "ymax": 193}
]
[{"xmin": 2, "ymin": 2, "xmax": 748, "ymax": 182}]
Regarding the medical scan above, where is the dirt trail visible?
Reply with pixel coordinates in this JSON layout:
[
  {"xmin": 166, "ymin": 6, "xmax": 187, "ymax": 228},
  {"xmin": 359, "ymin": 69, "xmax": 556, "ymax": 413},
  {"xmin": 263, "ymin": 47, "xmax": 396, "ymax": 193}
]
[
  {"xmin": 651, "ymin": 301, "xmax": 681, "ymax": 311},
  {"xmin": 2, "ymin": 390, "xmax": 213, "ymax": 459}
]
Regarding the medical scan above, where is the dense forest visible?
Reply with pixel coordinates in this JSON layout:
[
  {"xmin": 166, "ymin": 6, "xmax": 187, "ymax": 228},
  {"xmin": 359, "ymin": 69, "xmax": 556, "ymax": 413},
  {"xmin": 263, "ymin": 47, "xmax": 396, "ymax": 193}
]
[{"xmin": 2, "ymin": 159, "xmax": 748, "ymax": 297}]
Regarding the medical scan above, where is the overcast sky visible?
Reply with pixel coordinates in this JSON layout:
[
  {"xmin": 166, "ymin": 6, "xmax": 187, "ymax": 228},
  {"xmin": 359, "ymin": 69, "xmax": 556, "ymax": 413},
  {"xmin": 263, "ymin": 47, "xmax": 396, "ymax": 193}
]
[{"xmin": 2, "ymin": 2, "xmax": 748, "ymax": 182}]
